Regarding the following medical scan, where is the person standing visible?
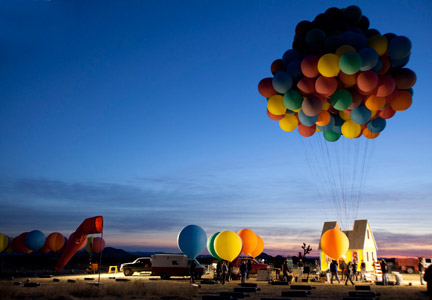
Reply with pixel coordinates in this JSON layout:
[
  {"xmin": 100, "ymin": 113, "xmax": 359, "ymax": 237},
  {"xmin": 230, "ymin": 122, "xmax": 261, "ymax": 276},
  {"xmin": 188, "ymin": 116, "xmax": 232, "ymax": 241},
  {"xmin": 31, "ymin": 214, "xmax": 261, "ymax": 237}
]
[
  {"xmin": 247, "ymin": 259, "xmax": 252, "ymax": 279},
  {"xmin": 352, "ymin": 259, "xmax": 358, "ymax": 281},
  {"xmin": 419, "ymin": 257, "xmax": 425, "ymax": 285},
  {"xmin": 380, "ymin": 259, "xmax": 389, "ymax": 285},
  {"xmin": 345, "ymin": 261, "xmax": 355, "ymax": 285},
  {"xmin": 360, "ymin": 260, "xmax": 367, "ymax": 281},
  {"xmin": 228, "ymin": 262, "xmax": 233, "ymax": 282},
  {"xmin": 282, "ymin": 260, "xmax": 291, "ymax": 282},
  {"xmin": 298, "ymin": 259, "xmax": 304, "ymax": 281},
  {"xmin": 330, "ymin": 260, "xmax": 341, "ymax": 284},
  {"xmin": 240, "ymin": 261, "xmax": 247, "ymax": 284},
  {"xmin": 189, "ymin": 259, "xmax": 196, "ymax": 283},
  {"xmin": 424, "ymin": 266, "xmax": 432, "ymax": 300},
  {"xmin": 216, "ymin": 260, "xmax": 222, "ymax": 283},
  {"xmin": 221, "ymin": 261, "xmax": 228, "ymax": 285},
  {"xmin": 339, "ymin": 259, "xmax": 347, "ymax": 281}
]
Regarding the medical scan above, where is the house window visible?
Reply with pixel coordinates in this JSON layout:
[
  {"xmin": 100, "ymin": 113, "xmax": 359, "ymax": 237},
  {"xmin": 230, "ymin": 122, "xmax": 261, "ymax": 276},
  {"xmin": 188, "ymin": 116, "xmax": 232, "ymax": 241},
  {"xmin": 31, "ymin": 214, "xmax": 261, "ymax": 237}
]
[
  {"xmin": 367, "ymin": 229, "xmax": 370, "ymax": 239},
  {"xmin": 366, "ymin": 252, "xmax": 369, "ymax": 261}
]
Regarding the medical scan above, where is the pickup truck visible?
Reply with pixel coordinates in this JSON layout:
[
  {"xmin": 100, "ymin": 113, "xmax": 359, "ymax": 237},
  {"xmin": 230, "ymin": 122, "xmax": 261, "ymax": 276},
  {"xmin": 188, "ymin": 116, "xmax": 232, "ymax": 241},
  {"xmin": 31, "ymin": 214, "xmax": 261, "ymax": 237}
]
[
  {"xmin": 232, "ymin": 258, "xmax": 270, "ymax": 274},
  {"xmin": 120, "ymin": 257, "xmax": 152, "ymax": 276}
]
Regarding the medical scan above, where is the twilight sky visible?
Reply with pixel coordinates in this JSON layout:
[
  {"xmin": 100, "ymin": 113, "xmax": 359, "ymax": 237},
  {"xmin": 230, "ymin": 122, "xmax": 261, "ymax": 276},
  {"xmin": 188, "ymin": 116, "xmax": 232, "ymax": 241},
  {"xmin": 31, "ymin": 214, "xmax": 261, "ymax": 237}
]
[{"xmin": 1, "ymin": 0, "xmax": 431, "ymax": 257}]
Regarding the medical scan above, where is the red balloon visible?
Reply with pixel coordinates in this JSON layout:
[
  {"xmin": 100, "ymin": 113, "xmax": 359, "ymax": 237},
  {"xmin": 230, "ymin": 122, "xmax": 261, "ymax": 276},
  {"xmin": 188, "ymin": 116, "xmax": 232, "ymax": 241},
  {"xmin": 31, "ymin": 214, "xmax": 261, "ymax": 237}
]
[
  {"xmin": 297, "ymin": 77, "xmax": 316, "ymax": 95},
  {"xmin": 301, "ymin": 55, "xmax": 320, "ymax": 78},
  {"xmin": 376, "ymin": 75, "xmax": 396, "ymax": 97},
  {"xmin": 92, "ymin": 237, "xmax": 105, "ymax": 254},
  {"xmin": 379, "ymin": 106, "xmax": 396, "ymax": 119},
  {"xmin": 357, "ymin": 70, "xmax": 379, "ymax": 93},
  {"xmin": 258, "ymin": 78, "xmax": 277, "ymax": 98},
  {"xmin": 394, "ymin": 68, "xmax": 417, "ymax": 90},
  {"xmin": 271, "ymin": 59, "xmax": 285, "ymax": 75},
  {"xmin": 267, "ymin": 109, "xmax": 285, "ymax": 121},
  {"xmin": 11, "ymin": 233, "xmax": 30, "ymax": 253},
  {"xmin": 298, "ymin": 123, "xmax": 316, "ymax": 137},
  {"xmin": 347, "ymin": 89, "xmax": 363, "ymax": 109},
  {"xmin": 315, "ymin": 76, "xmax": 338, "ymax": 97}
]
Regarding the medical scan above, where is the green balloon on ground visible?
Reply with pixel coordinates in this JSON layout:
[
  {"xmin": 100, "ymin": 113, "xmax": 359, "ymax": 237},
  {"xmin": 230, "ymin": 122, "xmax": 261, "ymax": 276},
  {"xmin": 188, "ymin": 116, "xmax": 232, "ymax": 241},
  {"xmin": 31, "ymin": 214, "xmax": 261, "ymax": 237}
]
[
  {"xmin": 339, "ymin": 51, "xmax": 362, "ymax": 75},
  {"xmin": 283, "ymin": 89, "xmax": 303, "ymax": 110},
  {"xmin": 207, "ymin": 232, "xmax": 222, "ymax": 260},
  {"xmin": 324, "ymin": 130, "xmax": 341, "ymax": 142},
  {"xmin": 330, "ymin": 89, "xmax": 352, "ymax": 111}
]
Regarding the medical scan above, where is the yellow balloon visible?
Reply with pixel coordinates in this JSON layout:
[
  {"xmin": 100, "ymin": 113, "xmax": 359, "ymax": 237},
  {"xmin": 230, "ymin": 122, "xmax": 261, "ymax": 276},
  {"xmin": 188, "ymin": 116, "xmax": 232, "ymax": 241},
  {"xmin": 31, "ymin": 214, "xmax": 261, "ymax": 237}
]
[
  {"xmin": 339, "ymin": 110, "xmax": 351, "ymax": 121},
  {"xmin": 368, "ymin": 35, "xmax": 388, "ymax": 56},
  {"xmin": 0, "ymin": 233, "xmax": 9, "ymax": 252},
  {"xmin": 335, "ymin": 45, "xmax": 356, "ymax": 58},
  {"xmin": 322, "ymin": 101, "xmax": 331, "ymax": 111},
  {"xmin": 214, "ymin": 231, "xmax": 242, "ymax": 262},
  {"xmin": 267, "ymin": 95, "xmax": 286, "ymax": 115},
  {"xmin": 279, "ymin": 114, "xmax": 298, "ymax": 132},
  {"xmin": 371, "ymin": 110, "xmax": 378, "ymax": 118},
  {"xmin": 317, "ymin": 54, "xmax": 340, "ymax": 77},
  {"xmin": 341, "ymin": 120, "xmax": 361, "ymax": 139}
]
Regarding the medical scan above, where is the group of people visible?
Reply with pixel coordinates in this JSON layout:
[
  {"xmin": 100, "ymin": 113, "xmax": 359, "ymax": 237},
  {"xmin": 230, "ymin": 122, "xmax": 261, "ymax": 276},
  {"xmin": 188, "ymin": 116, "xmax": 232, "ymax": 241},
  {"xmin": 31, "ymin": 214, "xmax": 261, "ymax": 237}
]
[
  {"xmin": 328, "ymin": 258, "xmax": 371, "ymax": 285},
  {"xmin": 213, "ymin": 260, "xmax": 253, "ymax": 284}
]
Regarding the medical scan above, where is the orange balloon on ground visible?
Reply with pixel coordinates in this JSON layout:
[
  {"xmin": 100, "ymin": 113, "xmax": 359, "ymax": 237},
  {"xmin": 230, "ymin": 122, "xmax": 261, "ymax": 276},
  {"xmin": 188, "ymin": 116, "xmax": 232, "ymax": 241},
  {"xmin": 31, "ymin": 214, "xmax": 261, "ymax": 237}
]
[
  {"xmin": 320, "ymin": 229, "xmax": 349, "ymax": 260},
  {"xmin": 250, "ymin": 236, "xmax": 264, "ymax": 258},
  {"xmin": 47, "ymin": 232, "xmax": 65, "ymax": 252},
  {"xmin": 237, "ymin": 229, "xmax": 258, "ymax": 257}
]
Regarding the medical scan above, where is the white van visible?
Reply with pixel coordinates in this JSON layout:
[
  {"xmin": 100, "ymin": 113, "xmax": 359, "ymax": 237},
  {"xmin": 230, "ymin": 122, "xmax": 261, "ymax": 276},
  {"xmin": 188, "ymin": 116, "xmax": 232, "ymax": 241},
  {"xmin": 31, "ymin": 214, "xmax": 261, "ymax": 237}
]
[
  {"xmin": 422, "ymin": 257, "xmax": 432, "ymax": 269},
  {"xmin": 150, "ymin": 254, "xmax": 205, "ymax": 280}
]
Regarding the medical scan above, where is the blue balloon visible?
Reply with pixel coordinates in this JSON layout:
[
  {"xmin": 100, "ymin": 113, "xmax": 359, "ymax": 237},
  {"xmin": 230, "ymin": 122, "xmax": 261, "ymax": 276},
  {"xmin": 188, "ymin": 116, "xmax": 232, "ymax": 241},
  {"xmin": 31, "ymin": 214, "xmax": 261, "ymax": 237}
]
[
  {"xmin": 390, "ymin": 55, "xmax": 410, "ymax": 68},
  {"xmin": 359, "ymin": 48, "xmax": 379, "ymax": 71},
  {"xmin": 317, "ymin": 114, "xmax": 335, "ymax": 132},
  {"xmin": 177, "ymin": 225, "xmax": 207, "ymax": 259},
  {"xmin": 351, "ymin": 104, "xmax": 372, "ymax": 125},
  {"xmin": 388, "ymin": 36, "xmax": 411, "ymax": 60},
  {"xmin": 298, "ymin": 109, "xmax": 318, "ymax": 126},
  {"xmin": 282, "ymin": 49, "xmax": 302, "ymax": 66},
  {"xmin": 367, "ymin": 117, "xmax": 386, "ymax": 133},
  {"xmin": 272, "ymin": 71, "xmax": 293, "ymax": 94},
  {"xmin": 332, "ymin": 114, "xmax": 344, "ymax": 135},
  {"xmin": 305, "ymin": 28, "xmax": 326, "ymax": 45},
  {"xmin": 286, "ymin": 60, "xmax": 303, "ymax": 82},
  {"xmin": 24, "ymin": 230, "xmax": 45, "ymax": 251}
]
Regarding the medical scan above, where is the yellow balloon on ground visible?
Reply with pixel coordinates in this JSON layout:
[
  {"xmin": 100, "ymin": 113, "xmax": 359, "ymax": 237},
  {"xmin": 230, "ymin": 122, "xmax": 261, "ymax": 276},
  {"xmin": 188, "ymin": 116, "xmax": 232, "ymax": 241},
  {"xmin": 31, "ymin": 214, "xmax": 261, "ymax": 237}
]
[
  {"xmin": 368, "ymin": 35, "xmax": 388, "ymax": 56},
  {"xmin": 341, "ymin": 120, "xmax": 361, "ymax": 139},
  {"xmin": 279, "ymin": 114, "xmax": 298, "ymax": 132},
  {"xmin": 250, "ymin": 235, "xmax": 264, "ymax": 258},
  {"xmin": 0, "ymin": 233, "xmax": 9, "ymax": 252},
  {"xmin": 335, "ymin": 45, "xmax": 356, "ymax": 58},
  {"xmin": 318, "ymin": 54, "xmax": 340, "ymax": 77},
  {"xmin": 321, "ymin": 229, "xmax": 349, "ymax": 259},
  {"xmin": 214, "ymin": 231, "xmax": 242, "ymax": 262},
  {"xmin": 267, "ymin": 95, "xmax": 286, "ymax": 115}
]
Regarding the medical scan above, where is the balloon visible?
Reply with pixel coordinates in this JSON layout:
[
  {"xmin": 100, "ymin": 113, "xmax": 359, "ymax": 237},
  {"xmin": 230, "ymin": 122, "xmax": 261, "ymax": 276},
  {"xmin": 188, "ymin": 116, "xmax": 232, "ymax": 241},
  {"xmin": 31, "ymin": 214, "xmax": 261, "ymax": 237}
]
[
  {"xmin": 316, "ymin": 110, "xmax": 331, "ymax": 126},
  {"xmin": 365, "ymin": 95, "xmax": 385, "ymax": 111},
  {"xmin": 250, "ymin": 236, "xmax": 264, "ymax": 258},
  {"xmin": 267, "ymin": 95, "xmax": 286, "ymax": 115},
  {"xmin": 339, "ymin": 51, "xmax": 362, "ymax": 75},
  {"xmin": 320, "ymin": 228, "xmax": 349, "ymax": 259},
  {"xmin": 388, "ymin": 36, "xmax": 411, "ymax": 60},
  {"xmin": 341, "ymin": 120, "xmax": 362, "ymax": 139},
  {"xmin": 283, "ymin": 89, "xmax": 303, "ymax": 111},
  {"xmin": 329, "ymin": 89, "xmax": 352, "ymax": 111},
  {"xmin": 359, "ymin": 48, "xmax": 379, "ymax": 71},
  {"xmin": 301, "ymin": 55, "xmax": 319, "ymax": 78},
  {"xmin": 297, "ymin": 77, "xmax": 315, "ymax": 95},
  {"xmin": 325, "ymin": 35, "xmax": 344, "ymax": 53},
  {"xmin": 367, "ymin": 117, "xmax": 386, "ymax": 133},
  {"xmin": 298, "ymin": 123, "xmax": 316, "ymax": 137},
  {"xmin": 318, "ymin": 53, "xmax": 340, "ymax": 77},
  {"xmin": 306, "ymin": 28, "xmax": 326, "ymax": 45},
  {"xmin": 298, "ymin": 109, "xmax": 318, "ymax": 126},
  {"xmin": 376, "ymin": 75, "xmax": 396, "ymax": 97},
  {"xmin": 390, "ymin": 91, "xmax": 412, "ymax": 111},
  {"xmin": 324, "ymin": 130, "xmax": 341, "ymax": 142},
  {"xmin": 302, "ymin": 96, "xmax": 322, "ymax": 116},
  {"xmin": 332, "ymin": 115, "xmax": 344, "ymax": 135},
  {"xmin": 339, "ymin": 110, "xmax": 351, "ymax": 121},
  {"xmin": 286, "ymin": 60, "xmax": 303, "ymax": 82},
  {"xmin": 214, "ymin": 231, "xmax": 242, "ymax": 262},
  {"xmin": 315, "ymin": 76, "xmax": 338, "ymax": 96},
  {"xmin": 207, "ymin": 232, "xmax": 222, "ymax": 260},
  {"xmin": 282, "ymin": 49, "xmax": 302, "ymax": 66},
  {"xmin": 351, "ymin": 104, "xmax": 372, "ymax": 125},
  {"xmin": 271, "ymin": 59, "xmax": 285, "ymax": 74},
  {"xmin": 363, "ymin": 127, "xmax": 380, "ymax": 139},
  {"xmin": 367, "ymin": 35, "xmax": 388, "ymax": 56},
  {"xmin": 338, "ymin": 72, "xmax": 357, "ymax": 88},
  {"xmin": 272, "ymin": 71, "xmax": 293, "ymax": 94},
  {"xmin": 357, "ymin": 70, "xmax": 378, "ymax": 93},
  {"xmin": 177, "ymin": 224, "xmax": 207, "ymax": 259},
  {"xmin": 318, "ymin": 114, "xmax": 335, "ymax": 132},
  {"xmin": 347, "ymin": 90, "xmax": 362, "ymax": 109},
  {"xmin": 24, "ymin": 230, "xmax": 45, "ymax": 251},
  {"xmin": 279, "ymin": 114, "xmax": 298, "ymax": 132},
  {"xmin": 377, "ymin": 56, "xmax": 391, "ymax": 75},
  {"xmin": 0, "ymin": 233, "xmax": 9, "ymax": 252},
  {"xmin": 335, "ymin": 45, "xmax": 356, "ymax": 58},
  {"xmin": 379, "ymin": 106, "xmax": 396, "ymax": 119},
  {"xmin": 11, "ymin": 233, "xmax": 30, "ymax": 253},
  {"xmin": 237, "ymin": 229, "xmax": 258, "ymax": 257},
  {"xmin": 343, "ymin": 5, "xmax": 362, "ymax": 26},
  {"xmin": 92, "ymin": 237, "xmax": 105, "ymax": 253},
  {"xmin": 393, "ymin": 68, "xmax": 417, "ymax": 90},
  {"xmin": 267, "ymin": 109, "xmax": 285, "ymax": 121},
  {"xmin": 258, "ymin": 78, "xmax": 277, "ymax": 98}
]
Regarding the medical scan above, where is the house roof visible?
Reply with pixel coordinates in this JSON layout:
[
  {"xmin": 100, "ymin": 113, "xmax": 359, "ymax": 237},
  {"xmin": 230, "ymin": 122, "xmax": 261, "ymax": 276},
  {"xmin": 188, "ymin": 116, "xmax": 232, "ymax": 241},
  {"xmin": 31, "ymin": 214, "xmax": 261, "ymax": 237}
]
[{"xmin": 318, "ymin": 219, "xmax": 376, "ymax": 251}]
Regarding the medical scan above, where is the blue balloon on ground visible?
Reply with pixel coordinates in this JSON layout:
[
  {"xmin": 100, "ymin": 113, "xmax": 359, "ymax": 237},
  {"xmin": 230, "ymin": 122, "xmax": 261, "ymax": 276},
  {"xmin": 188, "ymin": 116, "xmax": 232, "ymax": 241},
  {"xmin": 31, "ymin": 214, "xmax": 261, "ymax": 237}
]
[
  {"xmin": 177, "ymin": 225, "xmax": 207, "ymax": 259},
  {"xmin": 351, "ymin": 104, "xmax": 372, "ymax": 125},
  {"xmin": 24, "ymin": 230, "xmax": 45, "ymax": 251},
  {"xmin": 272, "ymin": 71, "xmax": 293, "ymax": 94},
  {"xmin": 367, "ymin": 117, "xmax": 386, "ymax": 133},
  {"xmin": 298, "ymin": 109, "xmax": 318, "ymax": 126}
]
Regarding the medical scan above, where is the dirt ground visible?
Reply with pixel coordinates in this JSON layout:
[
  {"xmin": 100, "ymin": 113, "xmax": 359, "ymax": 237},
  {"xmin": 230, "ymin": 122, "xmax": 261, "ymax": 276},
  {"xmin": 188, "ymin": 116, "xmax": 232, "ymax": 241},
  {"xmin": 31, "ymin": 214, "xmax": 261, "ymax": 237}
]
[{"xmin": 0, "ymin": 271, "xmax": 429, "ymax": 300}]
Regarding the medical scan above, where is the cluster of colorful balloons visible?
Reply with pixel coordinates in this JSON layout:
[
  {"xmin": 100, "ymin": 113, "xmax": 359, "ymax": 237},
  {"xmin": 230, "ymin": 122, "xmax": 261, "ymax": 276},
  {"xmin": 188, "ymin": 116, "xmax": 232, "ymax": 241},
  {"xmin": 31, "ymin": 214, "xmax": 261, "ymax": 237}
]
[
  {"xmin": 177, "ymin": 225, "xmax": 265, "ymax": 262},
  {"xmin": 258, "ymin": 5, "xmax": 415, "ymax": 141},
  {"xmin": 0, "ymin": 231, "xmax": 105, "ymax": 255},
  {"xmin": 320, "ymin": 228, "xmax": 349, "ymax": 259}
]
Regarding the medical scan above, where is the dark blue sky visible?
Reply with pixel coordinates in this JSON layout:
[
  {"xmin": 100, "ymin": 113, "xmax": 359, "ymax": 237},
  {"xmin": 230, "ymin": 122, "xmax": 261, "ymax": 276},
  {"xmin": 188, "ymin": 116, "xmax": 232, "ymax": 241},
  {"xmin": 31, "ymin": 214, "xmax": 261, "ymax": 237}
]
[{"xmin": 1, "ymin": 0, "xmax": 431, "ymax": 256}]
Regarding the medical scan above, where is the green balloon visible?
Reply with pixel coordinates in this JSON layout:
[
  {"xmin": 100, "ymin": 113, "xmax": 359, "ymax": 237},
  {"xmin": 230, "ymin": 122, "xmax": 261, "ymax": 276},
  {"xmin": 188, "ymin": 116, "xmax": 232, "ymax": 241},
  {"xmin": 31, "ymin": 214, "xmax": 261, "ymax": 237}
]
[
  {"xmin": 339, "ymin": 51, "xmax": 362, "ymax": 75},
  {"xmin": 324, "ymin": 130, "xmax": 341, "ymax": 142},
  {"xmin": 207, "ymin": 232, "xmax": 222, "ymax": 260},
  {"xmin": 283, "ymin": 89, "xmax": 303, "ymax": 111},
  {"xmin": 330, "ymin": 89, "xmax": 352, "ymax": 111}
]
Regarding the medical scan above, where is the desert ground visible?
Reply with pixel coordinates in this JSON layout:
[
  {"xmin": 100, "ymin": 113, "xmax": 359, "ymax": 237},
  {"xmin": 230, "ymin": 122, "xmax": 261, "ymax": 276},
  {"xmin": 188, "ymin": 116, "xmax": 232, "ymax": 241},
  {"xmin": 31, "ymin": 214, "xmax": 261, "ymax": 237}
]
[{"xmin": 0, "ymin": 269, "xmax": 430, "ymax": 300}]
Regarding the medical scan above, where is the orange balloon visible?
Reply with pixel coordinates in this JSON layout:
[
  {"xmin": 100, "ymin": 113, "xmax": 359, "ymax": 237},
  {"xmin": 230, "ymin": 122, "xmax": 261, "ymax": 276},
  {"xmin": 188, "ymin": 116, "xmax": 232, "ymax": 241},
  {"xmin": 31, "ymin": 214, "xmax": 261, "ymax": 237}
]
[
  {"xmin": 363, "ymin": 127, "xmax": 380, "ymax": 139},
  {"xmin": 47, "ymin": 232, "xmax": 65, "ymax": 253},
  {"xmin": 315, "ymin": 76, "xmax": 338, "ymax": 97},
  {"xmin": 316, "ymin": 110, "xmax": 331, "ymax": 126},
  {"xmin": 297, "ymin": 77, "xmax": 316, "ymax": 95},
  {"xmin": 298, "ymin": 123, "xmax": 316, "ymax": 137},
  {"xmin": 379, "ymin": 106, "xmax": 396, "ymax": 119},
  {"xmin": 339, "ymin": 71, "xmax": 357, "ymax": 88},
  {"xmin": 391, "ymin": 91, "xmax": 412, "ymax": 111},
  {"xmin": 365, "ymin": 95, "xmax": 385, "ymax": 111},
  {"xmin": 250, "ymin": 235, "xmax": 264, "ymax": 258},
  {"xmin": 301, "ymin": 55, "xmax": 319, "ymax": 78},
  {"xmin": 237, "ymin": 229, "xmax": 258, "ymax": 257},
  {"xmin": 320, "ymin": 229, "xmax": 349, "ymax": 259},
  {"xmin": 357, "ymin": 71, "xmax": 379, "ymax": 94}
]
